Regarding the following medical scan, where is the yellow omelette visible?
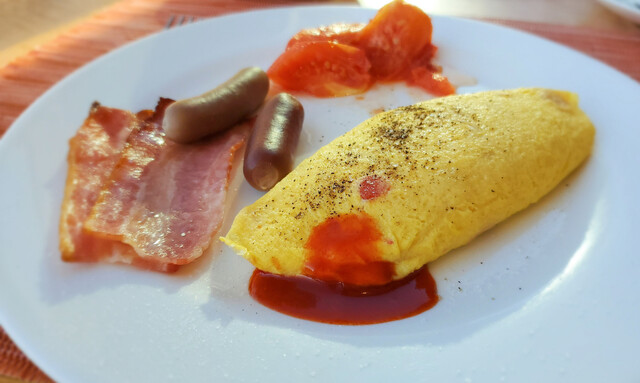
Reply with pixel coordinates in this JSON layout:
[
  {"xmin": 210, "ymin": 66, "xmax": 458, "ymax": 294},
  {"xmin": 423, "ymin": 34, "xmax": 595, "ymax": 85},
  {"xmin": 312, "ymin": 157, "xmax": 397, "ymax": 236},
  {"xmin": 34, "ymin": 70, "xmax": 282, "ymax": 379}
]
[{"xmin": 221, "ymin": 88, "xmax": 595, "ymax": 286}]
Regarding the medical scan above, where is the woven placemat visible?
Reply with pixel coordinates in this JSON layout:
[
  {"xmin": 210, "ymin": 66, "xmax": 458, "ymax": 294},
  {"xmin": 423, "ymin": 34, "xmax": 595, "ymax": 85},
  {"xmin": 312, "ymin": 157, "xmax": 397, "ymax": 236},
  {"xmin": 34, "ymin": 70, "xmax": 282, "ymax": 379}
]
[
  {"xmin": 0, "ymin": 0, "xmax": 638, "ymax": 382},
  {"xmin": 0, "ymin": 328, "xmax": 50, "ymax": 382},
  {"xmin": 0, "ymin": 0, "xmax": 325, "ymax": 138},
  {"xmin": 1, "ymin": 0, "xmax": 639, "ymax": 138}
]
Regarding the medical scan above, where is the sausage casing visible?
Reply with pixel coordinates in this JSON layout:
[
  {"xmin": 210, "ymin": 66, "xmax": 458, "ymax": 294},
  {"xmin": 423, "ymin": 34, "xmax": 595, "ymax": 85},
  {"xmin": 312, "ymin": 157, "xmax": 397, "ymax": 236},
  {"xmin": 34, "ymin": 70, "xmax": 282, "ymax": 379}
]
[
  {"xmin": 163, "ymin": 67, "xmax": 269, "ymax": 143},
  {"xmin": 243, "ymin": 93, "xmax": 304, "ymax": 191}
]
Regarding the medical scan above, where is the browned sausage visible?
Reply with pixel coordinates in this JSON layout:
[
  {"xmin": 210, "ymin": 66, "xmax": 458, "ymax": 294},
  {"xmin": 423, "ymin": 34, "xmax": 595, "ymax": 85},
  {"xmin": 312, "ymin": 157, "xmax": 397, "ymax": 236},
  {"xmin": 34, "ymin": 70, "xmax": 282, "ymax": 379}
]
[
  {"xmin": 243, "ymin": 93, "xmax": 304, "ymax": 191},
  {"xmin": 163, "ymin": 67, "xmax": 269, "ymax": 143}
]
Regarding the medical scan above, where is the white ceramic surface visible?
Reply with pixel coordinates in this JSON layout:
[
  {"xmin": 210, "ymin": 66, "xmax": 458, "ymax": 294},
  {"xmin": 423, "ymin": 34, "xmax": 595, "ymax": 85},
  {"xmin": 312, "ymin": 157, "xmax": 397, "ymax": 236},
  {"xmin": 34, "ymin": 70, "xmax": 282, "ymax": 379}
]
[{"xmin": 1, "ymin": 6, "xmax": 639, "ymax": 383}]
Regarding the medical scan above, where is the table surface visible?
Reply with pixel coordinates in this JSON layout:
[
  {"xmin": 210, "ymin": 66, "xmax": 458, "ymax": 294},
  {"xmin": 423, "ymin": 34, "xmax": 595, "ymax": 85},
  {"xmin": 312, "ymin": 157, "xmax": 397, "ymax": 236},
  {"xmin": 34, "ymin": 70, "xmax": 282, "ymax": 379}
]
[
  {"xmin": 0, "ymin": 0, "xmax": 638, "ymax": 382},
  {"xmin": 0, "ymin": 0, "xmax": 639, "ymax": 69}
]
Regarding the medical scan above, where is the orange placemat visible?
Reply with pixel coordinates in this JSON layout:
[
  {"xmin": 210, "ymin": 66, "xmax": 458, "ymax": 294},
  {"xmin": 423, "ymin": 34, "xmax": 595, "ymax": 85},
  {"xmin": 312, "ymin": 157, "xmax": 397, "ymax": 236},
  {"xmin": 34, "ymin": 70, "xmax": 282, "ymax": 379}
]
[
  {"xmin": 0, "ymin": 328, "xmax": 50, "ymax": 383},
  {"xmin": 1, "ymin": 0, "xmax": 639, "ymax": 138},
  {"xmin": 0, "ymin": 1, "xmax": 639, "ymax": 382}
]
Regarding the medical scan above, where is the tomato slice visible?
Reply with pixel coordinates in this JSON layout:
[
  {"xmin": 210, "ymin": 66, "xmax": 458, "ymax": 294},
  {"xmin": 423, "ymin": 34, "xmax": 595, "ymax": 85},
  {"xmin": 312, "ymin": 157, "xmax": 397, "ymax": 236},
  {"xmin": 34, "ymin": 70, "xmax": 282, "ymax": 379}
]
[
  {"xmin": 268, "ymin": 41, "xmax": 372, "ymax": 98},
  {"xmin": 355, "ymin": 0, "xmax": 433, "ymax": 81},
  {"xmin": 286, "ymin": 23, "xmax": 364, "ymax": 50},
  {"xmin": 269, "ymin": 0, "xmax": 454, "ymax": 98},
  {"xmin": 409, "ymin": 67, "xmax": 455, "ymax": 96},
  {"xmin": 411, "ymin": 43, "xmax": 439, "ymax": 69}
]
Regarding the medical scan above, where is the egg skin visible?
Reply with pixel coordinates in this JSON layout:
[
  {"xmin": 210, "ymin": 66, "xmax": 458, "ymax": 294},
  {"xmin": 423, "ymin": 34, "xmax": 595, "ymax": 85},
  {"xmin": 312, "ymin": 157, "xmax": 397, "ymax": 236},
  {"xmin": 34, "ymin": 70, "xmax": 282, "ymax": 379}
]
[{"xmin": 221, "ymin": 88, "xmax": 595, "ymax": 285}]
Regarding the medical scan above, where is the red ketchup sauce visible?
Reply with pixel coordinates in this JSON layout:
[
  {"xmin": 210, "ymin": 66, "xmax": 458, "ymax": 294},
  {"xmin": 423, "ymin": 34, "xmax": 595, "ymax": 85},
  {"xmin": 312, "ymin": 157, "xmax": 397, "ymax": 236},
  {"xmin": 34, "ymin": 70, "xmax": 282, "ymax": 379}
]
[
  {"xmin": 304, "ymin": 213, "xmax": 393, "ymax": 286},
  {"xmin": 359, "ymin": 176, "xmax": 390, "ymax": 201},
  {"xmin": 249, "ymin": 265, "xmax": 438, "ymax": 325},
  {"xmin": 248, "ymin": 212, "xmax": 439, "ymax": 325}
]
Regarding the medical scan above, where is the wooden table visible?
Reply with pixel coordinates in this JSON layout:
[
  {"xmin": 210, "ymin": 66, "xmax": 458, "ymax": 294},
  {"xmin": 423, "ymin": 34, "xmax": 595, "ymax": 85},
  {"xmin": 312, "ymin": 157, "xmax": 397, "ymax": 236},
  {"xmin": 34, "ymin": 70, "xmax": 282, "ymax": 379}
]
[
  {"xmin": 0, "ymin": 0, "xmax": 638, "ymax": 382},
  {"xmin": 0, "ymin": 0, "xmax": 120, "ymax": 68},
  {"xmin": 0, "ymin": 0, "xmax": 638, "ymax": 69}
]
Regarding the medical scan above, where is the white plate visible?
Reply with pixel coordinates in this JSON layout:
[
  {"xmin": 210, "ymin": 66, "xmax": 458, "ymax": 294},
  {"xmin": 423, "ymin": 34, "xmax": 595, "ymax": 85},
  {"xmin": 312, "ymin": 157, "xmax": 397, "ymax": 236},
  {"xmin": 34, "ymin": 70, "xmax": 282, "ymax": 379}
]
[
  {"xmin": 599, "ymin": 0, "xmax": 640, "ymax": 24},
  {"xmin": 1, "ymin": 5, "xmax": 640, "ymax": 383}
]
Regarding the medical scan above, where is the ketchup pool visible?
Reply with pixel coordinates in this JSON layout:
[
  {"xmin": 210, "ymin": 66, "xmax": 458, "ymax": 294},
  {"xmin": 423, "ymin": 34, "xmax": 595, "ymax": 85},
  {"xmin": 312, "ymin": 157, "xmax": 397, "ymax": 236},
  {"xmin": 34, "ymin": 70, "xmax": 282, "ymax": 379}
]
[{"xmin": 248, "ymin": 265, "xmax": 438, "ymax": 325}]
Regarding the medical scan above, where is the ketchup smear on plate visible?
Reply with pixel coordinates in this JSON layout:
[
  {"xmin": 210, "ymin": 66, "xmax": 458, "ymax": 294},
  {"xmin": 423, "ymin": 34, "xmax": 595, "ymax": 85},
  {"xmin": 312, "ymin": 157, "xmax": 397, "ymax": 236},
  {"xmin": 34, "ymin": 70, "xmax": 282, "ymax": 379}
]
[
  {"xmin": 249, "ymin": 208, "xmax": 438, "ymax": 325},
  {"xmin": 249, "ymin": 213, "xmax": 438, "ymax": 325},
  {"xmin": 249, "ymin": 265, "xmax": 438, "ymax": 325}
]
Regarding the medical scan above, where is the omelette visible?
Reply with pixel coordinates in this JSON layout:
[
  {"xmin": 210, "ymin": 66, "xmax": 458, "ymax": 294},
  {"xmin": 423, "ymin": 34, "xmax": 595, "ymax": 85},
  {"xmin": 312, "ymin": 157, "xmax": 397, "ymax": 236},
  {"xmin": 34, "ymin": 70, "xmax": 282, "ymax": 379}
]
[{"xmin": 221, "ymin": 88, "xmax": 595, "ymax": 286}]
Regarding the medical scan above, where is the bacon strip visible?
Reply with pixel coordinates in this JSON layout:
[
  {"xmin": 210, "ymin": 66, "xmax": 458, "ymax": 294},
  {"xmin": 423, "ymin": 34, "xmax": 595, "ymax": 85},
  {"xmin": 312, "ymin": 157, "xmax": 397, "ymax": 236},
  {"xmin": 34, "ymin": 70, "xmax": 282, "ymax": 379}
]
[
  {"xmin": 83, "ymin": 101, "xmax": 248, "ymax": 268},
  {"xmin": 59, "ymin": 103, "xmax": 140, "ymax": 263},
  {"xmin": 60, "ymin": 99, "xmax": 248, "ymax": 271}
]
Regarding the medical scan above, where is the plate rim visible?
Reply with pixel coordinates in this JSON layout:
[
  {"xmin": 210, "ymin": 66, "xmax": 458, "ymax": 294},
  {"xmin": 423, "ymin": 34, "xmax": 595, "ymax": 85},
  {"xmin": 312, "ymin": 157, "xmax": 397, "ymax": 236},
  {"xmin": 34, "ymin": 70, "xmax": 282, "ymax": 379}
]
[{"xmin": 1, "ymin": 4, "xmax": 640, "ymax": 383}]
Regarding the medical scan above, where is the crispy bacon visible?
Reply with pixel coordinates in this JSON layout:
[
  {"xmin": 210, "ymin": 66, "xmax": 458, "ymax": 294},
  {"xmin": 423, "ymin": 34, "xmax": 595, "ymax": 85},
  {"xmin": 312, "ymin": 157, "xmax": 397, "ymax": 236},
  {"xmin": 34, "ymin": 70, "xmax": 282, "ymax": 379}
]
[
  {"xmin": 59, "ymin": 103, "xmax": 139, "ymax": 262},
  {"xmin": 60, "ymin": 99, "xmax": 248, "ymax": 271}
]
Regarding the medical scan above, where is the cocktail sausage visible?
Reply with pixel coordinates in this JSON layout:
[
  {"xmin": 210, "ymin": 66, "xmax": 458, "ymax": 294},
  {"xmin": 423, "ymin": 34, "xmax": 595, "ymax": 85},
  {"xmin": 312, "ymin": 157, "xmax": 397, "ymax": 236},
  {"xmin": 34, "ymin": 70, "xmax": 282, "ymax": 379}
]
[
  {"xmin": 163, "ymin": 67, "xmax": 269, "ymax": 143},
  {"xmin": 243, "ymin": 93, "xmax": 304, "ymax": 191}
]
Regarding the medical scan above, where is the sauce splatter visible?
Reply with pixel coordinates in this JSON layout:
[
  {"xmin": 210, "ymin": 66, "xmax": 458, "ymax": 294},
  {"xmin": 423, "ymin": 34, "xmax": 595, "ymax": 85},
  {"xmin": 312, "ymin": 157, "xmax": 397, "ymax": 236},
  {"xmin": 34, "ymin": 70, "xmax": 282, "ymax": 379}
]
[
  {"xmin": 359, "ymin": 175, "xmax": 390, "ymax": 200},
  {"xmin": 303, "ymin": 213, "xmax": 394, "ymax": 286},
  {"xmin": 249, "ymin": 265, "xmax": 438, "ymax": 325}
]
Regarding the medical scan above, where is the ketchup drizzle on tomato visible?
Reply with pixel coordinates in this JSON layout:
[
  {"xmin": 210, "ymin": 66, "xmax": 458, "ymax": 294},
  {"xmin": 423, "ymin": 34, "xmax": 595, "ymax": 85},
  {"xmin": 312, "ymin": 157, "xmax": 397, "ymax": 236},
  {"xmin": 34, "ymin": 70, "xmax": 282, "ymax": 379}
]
[{"xmin": 249, "ymin": 265, "xmax": 438, "ymax": 325}]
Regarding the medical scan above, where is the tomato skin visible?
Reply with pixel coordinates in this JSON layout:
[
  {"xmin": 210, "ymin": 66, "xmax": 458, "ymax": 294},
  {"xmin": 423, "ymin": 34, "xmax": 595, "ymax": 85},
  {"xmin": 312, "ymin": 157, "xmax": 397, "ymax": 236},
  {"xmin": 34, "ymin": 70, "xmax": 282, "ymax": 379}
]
[
  {"xmin": 409, "ymin": 67, "xmax": 455, "ymax": 96},
  {"xmin": 268, "ymin": 41, "xmax": 372, "ymax": 98},
  {"xmin": 286, "ymin": 23, "xmax": 364, "ymax": 50},
  {"xmin": 355, "ymin": 0, "xmax": 433, "ymax": 80},
  {"xmin": 411, "ymin": 43, "xmax": 439, "ymax": 70},
  {"xmin": 268, "ymin": 0, "xmax": 455, "ymax": 98}
]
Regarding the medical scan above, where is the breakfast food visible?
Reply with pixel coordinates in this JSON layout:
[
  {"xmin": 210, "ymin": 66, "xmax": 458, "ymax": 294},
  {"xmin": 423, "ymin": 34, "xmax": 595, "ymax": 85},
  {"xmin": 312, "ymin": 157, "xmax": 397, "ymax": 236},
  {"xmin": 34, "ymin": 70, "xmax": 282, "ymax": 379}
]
[
  {"xmin": 222, "ymin": 88, "xmax": 595, "ymax": 285},
  {"xmin": 59, "ymin": 102, "xmax": 150, "ymax": 266},
  {"xmin": 243, "ymin": 93, "xmax": 304, "ymax": 191},
  {"xmin": 268, "ymin": 0, "xmax": 454, "ymax": 97},
  {"xmin": 163, "ymin": 67, "xmax": 269, "ymax": 144},
  {"xmin": 60, "ymin": 99, "xmax": 248, "ymax": 271}
]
